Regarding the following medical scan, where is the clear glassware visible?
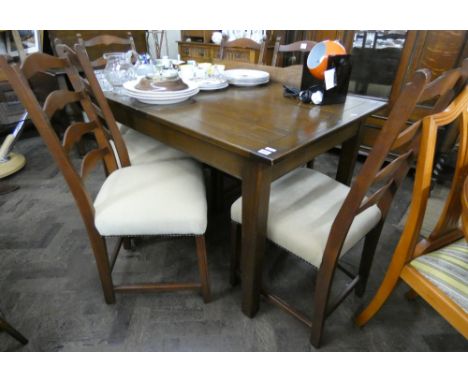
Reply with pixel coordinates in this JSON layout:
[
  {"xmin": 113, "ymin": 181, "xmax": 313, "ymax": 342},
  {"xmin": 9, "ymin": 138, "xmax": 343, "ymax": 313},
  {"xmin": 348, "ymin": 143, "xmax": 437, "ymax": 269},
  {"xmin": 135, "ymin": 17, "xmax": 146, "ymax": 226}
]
[
  {"xmin": 94, "ymin": 70, "xmax": 113, "ymax": 92},
  {"xmin": 103, "ymin": 52, "xmax": 136, "ymax": 94}
]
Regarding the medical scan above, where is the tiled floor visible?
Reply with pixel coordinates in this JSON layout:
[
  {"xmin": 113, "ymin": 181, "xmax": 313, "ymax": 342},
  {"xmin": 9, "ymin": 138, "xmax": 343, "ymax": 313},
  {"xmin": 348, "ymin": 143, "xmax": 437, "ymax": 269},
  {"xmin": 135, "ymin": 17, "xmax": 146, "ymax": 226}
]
[{"xmin": 0, "ymin": 136, "xmax": 467, "ymax": 351}]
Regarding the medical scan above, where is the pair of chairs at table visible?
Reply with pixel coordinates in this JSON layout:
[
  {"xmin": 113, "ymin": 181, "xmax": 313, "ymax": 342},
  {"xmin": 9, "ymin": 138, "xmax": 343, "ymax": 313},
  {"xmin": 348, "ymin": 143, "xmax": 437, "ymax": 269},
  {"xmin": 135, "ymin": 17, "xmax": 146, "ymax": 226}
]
[
  {"xmin": 75, "ymin": 31, "xmax": 315, "ymax": 67},
  {"xmin": 0, "ymin": 33, "xmax": 467, "ymax": 347},
  {"xmin": 218, "ymin": 35, "xmax": 316, "ymax": 66}
]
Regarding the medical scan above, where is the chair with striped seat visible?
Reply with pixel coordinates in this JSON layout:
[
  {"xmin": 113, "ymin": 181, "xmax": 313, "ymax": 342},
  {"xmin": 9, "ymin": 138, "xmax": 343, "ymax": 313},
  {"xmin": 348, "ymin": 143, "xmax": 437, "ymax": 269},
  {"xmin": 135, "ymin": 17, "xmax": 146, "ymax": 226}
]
[{"xmin": 356, "ymin": 85, "xmax": 468, "ymax": 339}]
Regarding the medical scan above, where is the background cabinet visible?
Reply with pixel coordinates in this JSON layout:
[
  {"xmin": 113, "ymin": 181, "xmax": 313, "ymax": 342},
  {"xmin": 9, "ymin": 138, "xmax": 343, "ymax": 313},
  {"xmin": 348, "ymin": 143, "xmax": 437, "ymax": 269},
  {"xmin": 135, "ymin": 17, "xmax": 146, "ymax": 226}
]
[{"xmin": 178, "ymin": 30, "xmax": 277, "ymax": 64}]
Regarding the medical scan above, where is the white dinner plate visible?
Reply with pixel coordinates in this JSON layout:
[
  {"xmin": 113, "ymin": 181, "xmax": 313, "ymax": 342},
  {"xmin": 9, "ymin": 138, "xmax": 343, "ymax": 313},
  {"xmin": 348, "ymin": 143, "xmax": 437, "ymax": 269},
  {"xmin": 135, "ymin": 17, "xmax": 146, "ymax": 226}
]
[
  {"xmin": 123, "ymin": 79, "xmax": 198, "ymax": 96},
  {"xmin": 228, "ymin": 78, "xmax": 270, "ymax": 87},
  {"xmin": 224, "ymin": 69, "xmax": 270, "ymax": 82},
  {"xmin": 125, "ymin": 87, "xmax": 199, "ymax": 100},
  {"xmin": 197, "ymin": 79, "xmax": 229, "ymax": 91},
  {"xmin": 199, "ymin": 82, "xmax": 229, "ymax": 91},
  {"xmin": 135, "ymin": 94, "xmax": 196, "ymax": 105}
]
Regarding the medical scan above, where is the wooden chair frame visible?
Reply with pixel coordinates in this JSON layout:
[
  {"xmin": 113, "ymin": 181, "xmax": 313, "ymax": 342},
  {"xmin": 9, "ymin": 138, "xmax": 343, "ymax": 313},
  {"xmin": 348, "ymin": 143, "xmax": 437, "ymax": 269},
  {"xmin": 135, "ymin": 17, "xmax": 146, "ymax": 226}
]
[
  {"xmin": 76, "ymin": 32, "xmax": 137, "ymax": 68},
  {"xmin": 231, "ymin": 69, "xmax": 435, "ymax": 347},
  {"xmin": 356, "ymin": 86, "xmax": 468, "ymax": 339},
  {"xmin": 0, "ymin": 52, "xmax": 211, "ymax": 305},
  {"xmin": 271, "ymin": 37, "xmax": 316, "ymax": 67},
  {"xmin": 54, "ymin": 43, "xmax": 131, "ymax": 169},
  {"xmin": 218, "ymin": 36, "xmax": 266, "ymax": 65}
]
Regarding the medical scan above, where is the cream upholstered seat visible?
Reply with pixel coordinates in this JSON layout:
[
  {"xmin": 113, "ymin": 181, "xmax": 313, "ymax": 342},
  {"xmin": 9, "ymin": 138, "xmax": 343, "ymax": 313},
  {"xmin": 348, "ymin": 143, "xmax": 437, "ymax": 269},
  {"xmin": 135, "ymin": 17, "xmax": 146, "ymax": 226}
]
[
  {"xmin": 231, "ymin": 167, "xmax": 382, "ymax": 268},
  {"xmin": 95, "ymin": 159, "xmax": 207, "ymax": 236},
  {"xmin": 121, "ymin": 128, "xmax": 190, "ymax": 165}
]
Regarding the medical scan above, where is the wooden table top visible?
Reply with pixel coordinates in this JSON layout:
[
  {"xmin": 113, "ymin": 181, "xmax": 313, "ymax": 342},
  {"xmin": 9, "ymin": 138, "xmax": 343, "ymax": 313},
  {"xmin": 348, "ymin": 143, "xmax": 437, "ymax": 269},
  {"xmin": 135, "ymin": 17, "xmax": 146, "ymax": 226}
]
[{"xmin": 106, "ymin": 82, "xmax": 386, "ymax": 164}]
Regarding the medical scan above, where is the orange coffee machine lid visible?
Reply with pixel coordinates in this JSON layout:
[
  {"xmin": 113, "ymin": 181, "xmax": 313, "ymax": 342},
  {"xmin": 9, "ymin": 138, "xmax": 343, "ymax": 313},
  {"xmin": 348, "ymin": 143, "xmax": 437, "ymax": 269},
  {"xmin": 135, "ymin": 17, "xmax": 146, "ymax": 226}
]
[{"xmin": 306, "ymin": 40, "xmax": 347, "ymax": 80}]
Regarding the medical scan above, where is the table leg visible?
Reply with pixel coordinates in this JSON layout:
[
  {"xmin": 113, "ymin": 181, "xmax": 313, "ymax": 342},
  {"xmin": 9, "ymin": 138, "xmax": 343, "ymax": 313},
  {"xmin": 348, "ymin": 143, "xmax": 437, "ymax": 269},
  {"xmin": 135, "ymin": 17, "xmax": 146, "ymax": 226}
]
[
  {"xmin": 241, "ymin": 161, "xmax": 271, "ymax": 317},
  {"xmin": 336, "ymin": 121, "xmax": 363, "ymax": 186}
]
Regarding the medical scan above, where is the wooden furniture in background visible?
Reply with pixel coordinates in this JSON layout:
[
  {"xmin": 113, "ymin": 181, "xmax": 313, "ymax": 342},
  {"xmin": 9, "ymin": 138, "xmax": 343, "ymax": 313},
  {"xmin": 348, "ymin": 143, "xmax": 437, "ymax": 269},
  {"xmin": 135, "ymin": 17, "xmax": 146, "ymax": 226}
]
[
  {"xmin": 271, "ymin": 37, "xmax": 316, "ymax": 67},
  {"xmin": 180, "ymin": 30, "xmax": 217, "ymax": 44},
  {"xmin": 76, "ymin": 32, "xmax": 137, "ymax": 68},
  {"xmin": 219, "ymin": 37, "xmax": 266, "ymax": 64},
  {"xmin": 178, "ymin": 30, "xmax": 277, "ymax": 64},
  {"xmin": 356, "ymin": 85, "xmax": 468, "ymax": 340},
  {"xmin": 178, "ymin": 41, "xmax": 221, "ymax": 63},
  {"xmin": 359, "ymin": 30, "xmax": 468, "ymax": 151},
  {"xmin": 0, "ymin": 52, "xmax": 211, "ymax": 304},
  {"xmin": 105, "ymin": 60, "xmax": 386, "ymax": 334},
  {"xmin": 230, "ymin": 69, "xmax": 431, "ymax": 347},
  {"xmin": 46, "ymin": 30, "xmax": 146, "ymax": 60}
]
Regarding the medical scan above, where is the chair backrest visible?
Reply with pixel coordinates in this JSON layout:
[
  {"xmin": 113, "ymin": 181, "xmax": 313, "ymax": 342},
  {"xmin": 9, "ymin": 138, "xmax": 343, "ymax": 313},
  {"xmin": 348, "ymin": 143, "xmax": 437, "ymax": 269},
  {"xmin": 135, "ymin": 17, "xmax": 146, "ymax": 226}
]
[
  {"xmin": 346, "ymin": 65, "xmax": 468, "ymax": 245},
  {"xmin": 271, "ymin": 37, "xmax": 316, "ymax": 67},
  {"xmin": 462, "ymin": 175, "xmax": 468, "ymax": 241},
  {"xmin": 416, "ymin": 58, "xmax": 468, "ymax": 118},
  {"xmin": 218, "ymin": 37, "xmax": 266, "ymax": 64},
  {"xmin": 0, "ymin": 52, "xmax": 119, "ymax": 243},
  {"xmin": 408, "ymin": 85, "xmax": 468, "ymax": 258},
  {"xmin": 54, "ymin": 43, "xmax": 131, "ymax": 168},
  {"xmin": 76, "ymin": 32, "xmax": 137, "ymax": 68},
  {"xmin": 319, "ymin": 69, "xmax": 431, "ymax": 280},
  {"xmin": 366, "ymin": 85, "xmax": 468, "ymax": 294}
]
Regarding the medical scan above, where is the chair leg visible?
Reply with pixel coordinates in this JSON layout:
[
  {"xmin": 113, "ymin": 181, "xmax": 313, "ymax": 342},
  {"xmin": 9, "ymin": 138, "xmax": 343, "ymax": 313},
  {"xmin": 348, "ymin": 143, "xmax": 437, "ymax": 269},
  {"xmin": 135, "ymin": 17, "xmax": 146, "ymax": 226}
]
[
  {"xmin": 210, "ymin": 168, "xmax": 224, "ymax": 212},
  {"xmin": 405, "ymin": 288, "xmax": 419, "ymax": 300},
  {"xmin": 230, "ymin": 221, "xmax": 241, "ymax": 286},
  {"xmin": 310, "ymin": 289, "xmax": 329, "ymax": 348},
  {"xmin": 122, "ymin": 237, "xmax": 133, "ymax": 250},
  {"xmin": 90, "ymin": 234, "xmax": 115, "ymax": 304},
  {"xmin": 310, "ymin": 263, "xmax": 337, "ymax": 348},
  {"xmin": 195, "ymin": 235, "xmax": 211, "ymax": 303},
  {"xmin": 355, "ymin": 220, "xmax": 384, "ymax": 297},
  {"xmin": 0, "ymin": 317, "xmax": 28, "ymax": 345}
]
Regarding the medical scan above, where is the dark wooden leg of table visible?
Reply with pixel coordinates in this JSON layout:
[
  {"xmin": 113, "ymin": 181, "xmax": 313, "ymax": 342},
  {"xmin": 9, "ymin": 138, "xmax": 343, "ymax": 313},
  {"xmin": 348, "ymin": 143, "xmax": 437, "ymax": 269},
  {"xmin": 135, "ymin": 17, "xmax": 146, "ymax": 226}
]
[
  {"xmin": 335, "ymin": 122, "xmax": 362, "ymax": 186},
  {"xmin": 241, "ymin": 161, "xmax": 271, "ymax": 317}
]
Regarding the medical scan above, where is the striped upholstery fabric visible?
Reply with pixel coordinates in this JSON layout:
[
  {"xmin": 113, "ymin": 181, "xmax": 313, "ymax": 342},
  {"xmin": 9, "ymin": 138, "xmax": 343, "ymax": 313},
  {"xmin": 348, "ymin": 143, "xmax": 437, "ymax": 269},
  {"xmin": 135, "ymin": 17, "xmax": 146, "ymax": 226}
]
[{"xmin": 410, "ymin": 239, "xmax": 468, "ymax": 313}]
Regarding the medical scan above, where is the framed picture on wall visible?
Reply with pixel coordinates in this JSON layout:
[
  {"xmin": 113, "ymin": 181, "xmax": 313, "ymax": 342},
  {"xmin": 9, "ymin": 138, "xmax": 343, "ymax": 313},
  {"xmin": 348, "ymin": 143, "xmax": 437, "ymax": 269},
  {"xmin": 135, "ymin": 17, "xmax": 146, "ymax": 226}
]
[{"xmin": 4, "ymin": 30, "xmax": 41, "ymax": 57}]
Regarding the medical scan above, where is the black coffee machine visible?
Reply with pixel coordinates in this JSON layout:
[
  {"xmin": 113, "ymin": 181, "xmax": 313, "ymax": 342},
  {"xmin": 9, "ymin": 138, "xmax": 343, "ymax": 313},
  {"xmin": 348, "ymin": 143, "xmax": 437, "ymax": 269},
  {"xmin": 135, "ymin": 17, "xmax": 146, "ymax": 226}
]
[{"xmin": 300, "ymin": 54, "xmax": 352, "ymax": 105}]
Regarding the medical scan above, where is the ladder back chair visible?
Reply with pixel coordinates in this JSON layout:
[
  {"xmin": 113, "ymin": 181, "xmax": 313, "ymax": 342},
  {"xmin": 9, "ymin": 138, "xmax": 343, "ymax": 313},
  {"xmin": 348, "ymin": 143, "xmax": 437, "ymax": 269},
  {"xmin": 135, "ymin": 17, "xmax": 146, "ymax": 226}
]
[
  {"xmin": 231, "ymin": 69, "xmax": 433, "ymax": 347},
  {"xmin": 218, "ymin": 36, "xmax": 266, "ymax": 65},
  {"xmin": 430, "ymin": 59, "xmax": 468, "ymax": 182},
  {"xmin": 54, "ymin": 43, "xmax": 131, "ymax": 169},
  {"xmin": 271, "ymin": 37, "xmax": 316, "ymax": 67},
  {"xmin": 356, "ymin": 86, "xmax": 468, "ymax": 339},
  {"xmin": 0, "ymin": 52, "xmax": 211, "ymax": 305},
  {"xmin": 76, "ymin": 32, "xmax": 138, "ymax": 68},
  {"xmin": 56, "ymin": 43, "xmax": 191, "ymax": 168}
]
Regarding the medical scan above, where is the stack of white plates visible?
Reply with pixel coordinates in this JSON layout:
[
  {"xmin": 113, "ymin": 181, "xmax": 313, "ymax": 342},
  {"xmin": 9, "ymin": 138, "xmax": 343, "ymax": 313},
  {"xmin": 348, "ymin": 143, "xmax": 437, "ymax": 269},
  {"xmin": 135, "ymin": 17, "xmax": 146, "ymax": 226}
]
[
  {"xmin": 192, "ymin": 77, "xmax": 229, "ymax": 91},
  {"xmin": 123, "ymin": 79, "xmax": 200, "ymax": 105},
  {"xmin": 224, "ymin": 69, "xmax": 270, "ymax": 87}
]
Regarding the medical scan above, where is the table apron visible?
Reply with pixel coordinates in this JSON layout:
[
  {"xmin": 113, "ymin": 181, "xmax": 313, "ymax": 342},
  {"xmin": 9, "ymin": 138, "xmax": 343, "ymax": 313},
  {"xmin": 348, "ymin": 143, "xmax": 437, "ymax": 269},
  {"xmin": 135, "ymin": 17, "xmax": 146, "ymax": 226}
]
[
  {"xmin": 110, "ymin": 104, "xmax": 251, "ymax": 178},
  {"xmin": 270, "ymin": 121, "xmax": 359, "ymax": 181}
]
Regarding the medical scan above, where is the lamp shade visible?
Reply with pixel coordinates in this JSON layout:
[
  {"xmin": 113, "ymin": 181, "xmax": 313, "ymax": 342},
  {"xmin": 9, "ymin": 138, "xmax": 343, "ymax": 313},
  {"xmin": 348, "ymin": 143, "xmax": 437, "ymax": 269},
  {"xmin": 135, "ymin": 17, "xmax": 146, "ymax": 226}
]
[{"xmin": 306, "ymin": 40, "xmax": 347, "ymax": 80}]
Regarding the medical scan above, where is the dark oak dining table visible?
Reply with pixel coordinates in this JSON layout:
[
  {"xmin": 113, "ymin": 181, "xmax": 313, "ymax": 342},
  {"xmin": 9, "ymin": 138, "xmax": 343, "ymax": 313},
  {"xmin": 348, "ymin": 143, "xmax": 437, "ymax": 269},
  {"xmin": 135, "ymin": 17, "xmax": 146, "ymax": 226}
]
[{"xmin": 106, "ymin": 78, "xmax": 386, "ymax": 318}]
